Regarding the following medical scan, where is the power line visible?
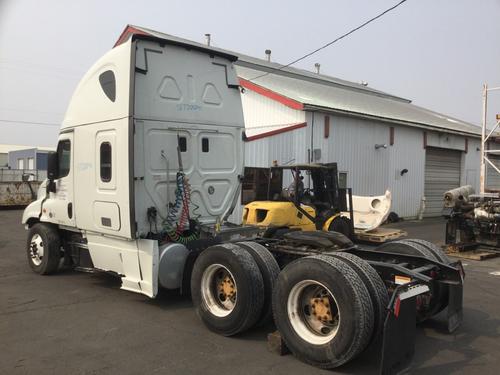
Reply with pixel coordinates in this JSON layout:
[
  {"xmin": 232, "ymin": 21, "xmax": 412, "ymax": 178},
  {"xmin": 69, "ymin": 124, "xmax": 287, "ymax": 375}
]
[
  {"xmin": 0, "ymin": 59, "xmax": 85, "ymax": 75},
  {"xmin": 249, "ymin": 0, "xmax": 409, "ymax": 82},
  {"xmin": 0, "ymin": 119, "xmax": 60, "ymax": 127},
  {"xmin": 0, "ymin": 107, "xmax": 64, "ymax": 116}
]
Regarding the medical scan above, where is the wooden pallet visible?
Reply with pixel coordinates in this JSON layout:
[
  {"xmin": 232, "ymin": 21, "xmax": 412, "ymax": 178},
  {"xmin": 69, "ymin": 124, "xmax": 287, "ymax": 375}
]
[
  {"xmin": 354, "ymin": 228, "xmax": 407, "ymax": 243},
  {"xmin": 445, "ymin": 247, "xmax": 499, "ymax": 261}
]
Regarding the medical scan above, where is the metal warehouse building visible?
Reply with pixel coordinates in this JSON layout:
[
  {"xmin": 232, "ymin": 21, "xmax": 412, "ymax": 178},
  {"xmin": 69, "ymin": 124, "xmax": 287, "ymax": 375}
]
[{"xmin": 116, "ymin": 25, "xmax": 499, "ymax": 220}]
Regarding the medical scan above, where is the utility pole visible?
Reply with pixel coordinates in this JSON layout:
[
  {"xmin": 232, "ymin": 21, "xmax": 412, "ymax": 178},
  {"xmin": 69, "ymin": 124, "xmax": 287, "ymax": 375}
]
[{"xmin": 480, "ymin": 84, "xmax": 487, "ymax": 194}]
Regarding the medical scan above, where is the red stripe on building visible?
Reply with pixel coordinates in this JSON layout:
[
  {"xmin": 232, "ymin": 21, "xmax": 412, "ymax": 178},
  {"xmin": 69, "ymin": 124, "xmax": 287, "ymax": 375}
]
[
  {"xmin": 239, "ymin": 78, "xmax": 304, "ymax": 110},
  {"xmin": 245, "ymin": 122, "xmax": 307, "ymax": 141}
]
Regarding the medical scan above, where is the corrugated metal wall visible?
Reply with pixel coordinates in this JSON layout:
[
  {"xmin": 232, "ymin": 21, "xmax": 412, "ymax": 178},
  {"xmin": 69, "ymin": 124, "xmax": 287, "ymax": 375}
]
[
  {"xmin": 310, "ymin": 113, "xmax": 390, "ymax": 195},
  {"xmin": 462, "ymin": 138, "xmax": 480, "ymax": 192},
  {"xmin": 245, "ymin": 126, "xmax": 308, "ymax": 167},
  {"xmin": 240, "ymin": 89, "xmax": 305, "ymax": 138},
  {"xmin": 310, "ymin": 113, "xmax": 426, "ymax": 218},
  {"xmin": 387, "ymin": 126, "xmax": 426, "ymax": 218}
]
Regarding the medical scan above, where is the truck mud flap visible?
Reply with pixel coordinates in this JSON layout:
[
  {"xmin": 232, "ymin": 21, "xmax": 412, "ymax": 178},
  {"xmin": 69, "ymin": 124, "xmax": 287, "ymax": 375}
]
[
  {"xmin": 380, "ymin": 283, "xmax": 429, "ymax": 375},
  {"xmin": 447, "ymin": 282, "xmax": 463, "ymax": 333},
  {"xmin": 446, "ymin": 260, "xmax": 464, "ymax": 333}
]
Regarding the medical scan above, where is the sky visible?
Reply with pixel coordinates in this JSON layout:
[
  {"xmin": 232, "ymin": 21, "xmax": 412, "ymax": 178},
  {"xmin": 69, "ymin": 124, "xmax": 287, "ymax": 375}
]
[{"xmin": 0, "ymin": 0, "xmax": 499, "ymax": 147}]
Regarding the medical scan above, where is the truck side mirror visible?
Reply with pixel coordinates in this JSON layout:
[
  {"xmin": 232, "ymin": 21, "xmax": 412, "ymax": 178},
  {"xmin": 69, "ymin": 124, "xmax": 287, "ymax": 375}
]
[{"xmin": 46, "ymin": 151, "xmax": 58, "ymax": 193}]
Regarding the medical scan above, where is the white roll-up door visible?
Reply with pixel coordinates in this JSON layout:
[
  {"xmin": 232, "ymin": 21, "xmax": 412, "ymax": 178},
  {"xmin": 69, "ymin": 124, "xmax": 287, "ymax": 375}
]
[
  {"xmin": 486, "ymin": 156, "xmax": 500, "ymax": 191},
  {"xmin": 424, "ymin": 147, "xmax": 462, "ymax": 217}
]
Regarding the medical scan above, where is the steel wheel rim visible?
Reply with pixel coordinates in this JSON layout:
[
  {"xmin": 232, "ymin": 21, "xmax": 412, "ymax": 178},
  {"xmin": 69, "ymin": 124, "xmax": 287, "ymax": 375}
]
[
  {"xmin": 201, "ymin": 264, "xmax": 237, "ymax": 317},
  {"xmin": 29, "ymin": 233, "xmax": 44, "ymax": 266},
  {"xmin": 287, "ymin": 279, "xmax": 340, "ymax": 345}
]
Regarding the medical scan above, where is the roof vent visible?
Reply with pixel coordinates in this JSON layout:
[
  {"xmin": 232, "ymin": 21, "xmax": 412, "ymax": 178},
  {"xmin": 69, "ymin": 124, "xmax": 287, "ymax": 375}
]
[
  {"xmin": 314, "ymin": 63, "xmax": 321, "ymax": 74},
  {"xmin": 205, "ymin": 33, "xmax": 211, "ymax": 46},
  {"xmin": 265, "ymin": 49, "xmax": 271, "ymax": 62},
  {"xmin": 360, "ymin": 81, "xmax": 369, "ymax": 86}
]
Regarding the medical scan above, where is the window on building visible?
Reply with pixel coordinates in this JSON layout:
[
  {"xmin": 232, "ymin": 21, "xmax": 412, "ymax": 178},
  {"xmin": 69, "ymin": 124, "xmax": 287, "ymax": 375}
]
[
  {"xmin": 100, "ymin": 142, "xmax": 112, "ymax": 182},
  {"xmin": 57, "ymin": 139, "xmax": 71, "ymax": 178},
  {"xmin": 17, "ymin": 158, "xmax": 24, "ymax": 169},
  {"xmin": 338, "ymin": 172, "xmax": 348, "ymax": 189},
  {"xmin": 99, "ymin": 70, "xmax": 116, "ymax": 102},
  {"xmin": 27, "ymin": 157, "xmax": 34, "ymax": 170},
  {"xmin": 324, "ymin": 116, "xmax": 330, "ymax": 139}
]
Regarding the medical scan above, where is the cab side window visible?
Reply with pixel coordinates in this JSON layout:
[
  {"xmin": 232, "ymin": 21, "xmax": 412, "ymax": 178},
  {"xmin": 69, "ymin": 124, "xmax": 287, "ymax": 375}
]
[
  {"xmin": 100, "ymin": 142, "xmax": 112, "ymax": 182},
  {"xmin": 57, "ymin": 140, "xmax": 71, "ymax": 178}
]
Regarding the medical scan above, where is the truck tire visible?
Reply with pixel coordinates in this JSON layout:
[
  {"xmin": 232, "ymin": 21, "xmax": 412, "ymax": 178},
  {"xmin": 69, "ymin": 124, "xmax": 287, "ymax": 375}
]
[
  {"xmin": 376, "ymin": 240, "xmax": 447, "ymax": 321},
  {"xmin": 404, "ymin": 239, "xmax": 451, "ymax": 264},
  {"xmin": 236, "ymin": 241, "xmax": 280, "ymax": 326},
  {"xmin": 26, "ymin": 223, "xmax": 61, "ymax": 275},
  {"xmin": 272, "ymin": 255, "xmax": 374, "ymax": 369},
  {"xmin": 191, "ymin": 243, "xmax": 264, "ymax": 336},
  {"xmin": 377, "ymin": 240, "xmax": 436, "ymax": 260},
  {"xmin": 330, "ymin": 252, "xmax": 388, "ymax": 345}
]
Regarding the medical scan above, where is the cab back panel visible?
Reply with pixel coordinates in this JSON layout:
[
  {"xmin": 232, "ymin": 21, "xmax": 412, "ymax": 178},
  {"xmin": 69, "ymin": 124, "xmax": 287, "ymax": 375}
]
[{"xmin": 133, "ymin": 40, "xmax": 244, "ymax": 236}]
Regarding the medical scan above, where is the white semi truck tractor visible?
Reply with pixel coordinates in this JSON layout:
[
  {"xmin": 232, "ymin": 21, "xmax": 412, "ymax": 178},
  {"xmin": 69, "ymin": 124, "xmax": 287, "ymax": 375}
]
[{"xmin": 22, "ymin": 33, "xmax": 464, "ymax": 374}]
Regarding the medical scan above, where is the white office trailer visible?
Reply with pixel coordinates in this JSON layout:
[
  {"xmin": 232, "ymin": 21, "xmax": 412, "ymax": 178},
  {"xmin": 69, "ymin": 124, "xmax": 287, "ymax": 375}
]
[{"xmin": 115, "ymin": 25, "xmax": 493, "ymax": 220}]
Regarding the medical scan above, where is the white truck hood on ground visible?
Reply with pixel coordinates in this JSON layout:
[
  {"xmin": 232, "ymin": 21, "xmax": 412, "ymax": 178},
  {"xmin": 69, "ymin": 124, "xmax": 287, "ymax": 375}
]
[{"xmin": 343, "ymin": 190, "xmax": 392, "ymax": 232}]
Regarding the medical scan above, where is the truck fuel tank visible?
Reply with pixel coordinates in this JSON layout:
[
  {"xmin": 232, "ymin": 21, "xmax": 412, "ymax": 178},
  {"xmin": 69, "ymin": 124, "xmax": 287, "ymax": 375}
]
[{"xmin": 158, "ymin": 242, "xmax": 189, "ymax": 290}]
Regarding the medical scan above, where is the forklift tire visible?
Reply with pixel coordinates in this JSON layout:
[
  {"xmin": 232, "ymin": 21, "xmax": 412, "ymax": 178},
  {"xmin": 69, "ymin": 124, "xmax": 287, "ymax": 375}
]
[
  {"xmin": 236, "ymin": 242, "xmax": 280, "ymax": 326},
  {"xmin": 403, "ymin": 239, "xmax": 451, "ymax": 264},
  {"xmin": 328, "ymin": 216, "xmax": 354, "ymax": 241},
  {"xmin": 191, "ymin": 243, "xmax": 264, "ymax": 336},
  {"xmin": 273, "ymin": 255, "xmax": 374, "ymax": 369},
  {"xmin": 26, "ymin": 223, "xmax": 61, "ymax": 275},
  {"xmin": 330, "ymin": 252, "xmax": 388, "ymax": 345},
  {"xmin": 377, "ymin": 240, "xmax": 447, "ymax": 321}
]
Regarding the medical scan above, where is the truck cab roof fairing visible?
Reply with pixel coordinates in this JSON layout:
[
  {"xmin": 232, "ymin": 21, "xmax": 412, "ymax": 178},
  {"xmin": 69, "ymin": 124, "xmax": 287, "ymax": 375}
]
[
  {"xmin": 61, "ymin": 40, "xmax": 133, "ymax": 130},
  {"xmin": 130, "ymin": 33, "xmax": 239, "ymax": 63}
]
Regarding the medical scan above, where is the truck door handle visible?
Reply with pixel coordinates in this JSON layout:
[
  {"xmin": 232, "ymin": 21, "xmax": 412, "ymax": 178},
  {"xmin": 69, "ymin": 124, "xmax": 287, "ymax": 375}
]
[{"xmin": 68, "ymin": 203, "xmax": 73, "ymax": 219}]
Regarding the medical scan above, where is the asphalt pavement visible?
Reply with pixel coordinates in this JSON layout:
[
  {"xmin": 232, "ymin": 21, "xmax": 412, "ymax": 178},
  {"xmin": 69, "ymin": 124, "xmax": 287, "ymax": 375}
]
[{"xmin": 1, "ymin": 210, "xmax": 499, "ymax": 374}]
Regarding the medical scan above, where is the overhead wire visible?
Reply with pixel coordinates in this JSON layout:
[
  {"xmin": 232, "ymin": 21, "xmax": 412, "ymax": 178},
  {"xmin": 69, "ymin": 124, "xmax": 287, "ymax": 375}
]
[
  {"xmin": 0, "ymin": 119, "xmax": 60, "ymax": 127},
  {"xmin": 248, "ymin": 0, "xmax": 409, "ymax": 82}
]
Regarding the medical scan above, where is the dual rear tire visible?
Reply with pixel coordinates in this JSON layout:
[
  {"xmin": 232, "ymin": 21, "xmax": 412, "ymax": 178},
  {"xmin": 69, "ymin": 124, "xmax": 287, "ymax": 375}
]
[
  {"xmin": 273, "ymin": 254, "xmax": 383, "ymax": 368},
  {"xmin": 190, "ymin": 242, "xmax": 280, "ymax": 336},
  {"xmin": 191, "ymin": 243, "xmax": 384, "ymax": 369}
]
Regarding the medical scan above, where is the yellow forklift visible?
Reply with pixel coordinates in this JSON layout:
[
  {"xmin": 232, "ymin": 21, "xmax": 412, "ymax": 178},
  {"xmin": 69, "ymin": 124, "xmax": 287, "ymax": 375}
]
[{"xmin": 242, "ymin": 163, "xmax": 355, "ymax": 239}]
